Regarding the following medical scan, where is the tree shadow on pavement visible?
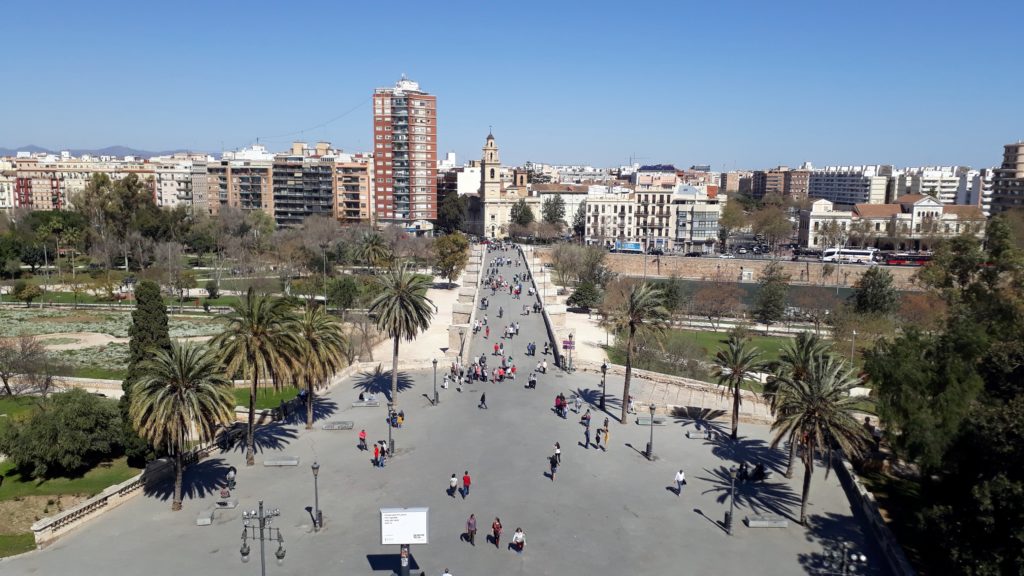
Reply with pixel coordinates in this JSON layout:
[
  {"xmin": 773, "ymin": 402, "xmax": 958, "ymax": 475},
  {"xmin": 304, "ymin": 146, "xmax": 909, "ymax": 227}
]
[
  {"xmin": 705, "ymin": 432, "xmax": 789, "ymax": 474},
  {"xmin": 216, "ymin": 422, "xmax": 298, "ymax": 455},
  {"xmin": 143, "ymin": 458, "xmax": 232, "ymax": 503},
  {"xmin": 573, "ymin": 387, "xmax": 622, "ymax": 420},
  {"xmin": 280, "ymin": 396, "xmax": 339, "ymax": 426},
  {"xmin": 672, "ymin": 406, "xmax": 729, "ymax": 436},
  {"xmin": 367, "ymin": 553, "xmax": 420, "ymax": 573},
  {"xmin": 697, "ymin": 464, "xmax": 802, "ymax": 524},
  {"xmin": 797, "ymin": 512, "xmax": 882, "ymax": 575},
  {"xmin": 351, "ymin": 366, "xmax": 416, "ymax": 401}
]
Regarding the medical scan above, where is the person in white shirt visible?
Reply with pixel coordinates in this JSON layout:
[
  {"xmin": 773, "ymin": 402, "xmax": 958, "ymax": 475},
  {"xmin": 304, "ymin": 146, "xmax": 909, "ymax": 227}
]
[
  {"xmin": 511, "ymin": 528, "xmax": 525, "ymax": 554},
  {"xmin": 674, "ymin": 469, "xmax": 686, "ymax": 496}
]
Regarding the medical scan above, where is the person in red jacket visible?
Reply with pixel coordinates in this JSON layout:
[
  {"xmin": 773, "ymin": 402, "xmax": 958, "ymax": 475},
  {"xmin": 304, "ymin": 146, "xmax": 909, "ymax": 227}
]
[{"xmin": 462, "ymin": 471, "xmax": 471, "ymax": 498}]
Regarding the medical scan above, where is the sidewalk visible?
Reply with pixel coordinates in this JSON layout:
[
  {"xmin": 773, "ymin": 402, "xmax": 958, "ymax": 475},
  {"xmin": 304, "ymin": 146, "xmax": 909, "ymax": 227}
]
[{"xmin": 368, "ymin": 273, "xmax": 463, "ymax": 365}]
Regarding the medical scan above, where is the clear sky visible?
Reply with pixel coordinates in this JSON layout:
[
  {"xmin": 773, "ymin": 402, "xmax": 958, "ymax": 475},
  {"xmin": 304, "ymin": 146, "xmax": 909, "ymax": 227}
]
[{"xmin": 3, "ymin": 0, "xmax": 1022, "ymax": 170}]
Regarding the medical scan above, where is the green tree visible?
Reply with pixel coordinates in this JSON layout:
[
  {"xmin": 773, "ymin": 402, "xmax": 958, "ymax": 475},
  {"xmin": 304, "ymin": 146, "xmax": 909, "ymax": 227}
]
[
  {"xmin": 356, "ymin": 231, "xmax": 391, "ymax": 271},
  {"xmin": 368, "ymin": 263, "xmax": 435, "ymax": 409},
  {"xmin": 572, "ymin": 201, "xmax": 587, "ymax": 241},
  {"xmin": 712, "ymin": 335, "xmax": 765, "ymax": 440},
  {"xmin": 0, "ymin": 389, "xmax": 123, "ymax": 479},
  {"xmin": 213, "ymin": 288, "xmax": 302, "ymax": 466},
  {"xmin": 205, "ymin": 279, "xmax": 220, "ymax": 300},
  {"xmin": 769, "ymin": 355, "xmax": 869, "ymax": 525},
  {"xmin": 750, "ymin": 205, "xmax": 793, "ymax": 251},
  {"xmin": 718, "ymin": 199, "xmax": 747, "ymax": 251},
  {"xmin": 433, "ymin": 232, "xmax": 470, "ymax": 286},
  {"xmin": 850, "ymin": 266, "xmax": 898, "ymax": 315},
  {"xmin": 753, "ymin": 261, "xmax": 789, "ymax": 331},
  {"xmin": 604, "ymin": 282, "xmax": 670, "ymax": 424},
  {"xmin": 327, "ymin": 275, "xmax": 359, "ymax": 311},
  {"xmin": 130, "ymin": 342, "xmax": 235, "ymax": 510},
  {"xmin": 767, "ymin": 332, "xmax": 831, "ymax": 477},
  {"xmin": 437, "ymin": 193, "xmax": 467, "ymax": 234},
  {"xmin": 567, "ymin": 280, "xmax": 601, "ymax": 309},
  {"xmin": 510, "ymin": 199, "xmax": 535, "ymax": 227},
  {"xmin": 819, "ymin": 220, "xmax": 848, "ymax": 250},
  {"xmin": 541, "ymin": 194, "xmax": 566, "ymax": 227},
  {"xmin": 12, "ymin": 281, "xmax": 42, "ymax": 307},
  {"xmin": 295, "ymin": 306, "xmax": 346, "ymax": 429},
  {"xmin": 121, "ymin": 280, "xmax": 172, "ymax": 464}
]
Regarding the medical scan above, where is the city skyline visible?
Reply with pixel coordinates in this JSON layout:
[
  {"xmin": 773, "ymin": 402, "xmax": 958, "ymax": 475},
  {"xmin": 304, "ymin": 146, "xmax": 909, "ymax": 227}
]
[{"xmin": 3, "ymin": 1, "xmax": 1023, "ymax": 170}]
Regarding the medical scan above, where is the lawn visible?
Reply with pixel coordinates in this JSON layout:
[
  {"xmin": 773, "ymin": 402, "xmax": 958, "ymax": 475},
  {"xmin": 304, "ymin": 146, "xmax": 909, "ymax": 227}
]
[
  {"xmin": 0, "ymin": 533, "xmax": 35, "ymax": 557},
  {"xmin": 0, "ymin": 457, "xmax": 142, "ymax": 502},
  {"xmin": 672, "ymin": 329, "xmax": 791, "ymax": 362},
  {"xmin": 0, "ymin": 396, "xmax": 38, "ymax": 419},
  {"xmin": 232, "ymin": 386, "xmax": 298, "ymax": 410}
]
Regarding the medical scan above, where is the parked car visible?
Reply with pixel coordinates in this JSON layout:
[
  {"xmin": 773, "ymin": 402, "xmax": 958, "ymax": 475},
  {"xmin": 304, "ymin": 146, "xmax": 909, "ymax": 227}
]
[
  {"xmin": 718, "ymin": 253, "xmax": 735, "ymax": 259},
  {"xmin": 684, "ymin": 251, "xmax": 703, "ymax": 257},
  {"xmin": 737, "ymin": 247, "xmax": 748, "ymax": 254}
]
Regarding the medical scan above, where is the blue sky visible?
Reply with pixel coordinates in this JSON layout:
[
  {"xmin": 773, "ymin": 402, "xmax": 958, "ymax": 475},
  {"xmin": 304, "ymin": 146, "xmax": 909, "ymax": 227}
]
[{"xmin": 3, "ymin": 0, "xmax": 1022, "ymax": 169}]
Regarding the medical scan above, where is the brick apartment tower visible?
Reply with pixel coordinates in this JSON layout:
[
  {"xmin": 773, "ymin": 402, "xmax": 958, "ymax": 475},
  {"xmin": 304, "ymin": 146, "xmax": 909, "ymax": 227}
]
[{"xmin": 372, "ymin": 76, "xmax": 438, "ymax": 226}]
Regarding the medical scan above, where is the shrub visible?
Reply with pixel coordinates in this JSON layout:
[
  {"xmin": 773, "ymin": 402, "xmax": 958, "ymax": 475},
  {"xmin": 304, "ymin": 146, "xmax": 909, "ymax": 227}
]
[{"xmin": 205, "ymin": 279, "xmax": 220, "ymax": 300}]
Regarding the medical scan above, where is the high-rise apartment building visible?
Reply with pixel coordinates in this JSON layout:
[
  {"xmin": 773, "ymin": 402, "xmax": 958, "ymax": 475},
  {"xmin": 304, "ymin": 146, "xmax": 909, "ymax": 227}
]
[
  {"xmin": 956, "ymin": 168, "xmax": 995, "ymax": 217},
  {"xmin": 372, "ymin": 76, "xmax": 438, "ymax": 227},
  {"xmin": 751, "ymin": 166, "xmax": 788, "ymax": 200},
  {"xmin": 991, "ymin": 142, "xmax": 1024, "ymax": 213},
  {"xmin": 808, "ymin": 165, "xmax": 892, "ymax": 206},
  {"xmin": 895, "ymin": 167, "xmax": 962, "ymax": 205},
  {"xmin": 207, "ymin": 144, "xmax": 275, "ymax": 217},
  {"xmin": 784, "ymin": 169, "xmax": 811, "ymax": 199}
]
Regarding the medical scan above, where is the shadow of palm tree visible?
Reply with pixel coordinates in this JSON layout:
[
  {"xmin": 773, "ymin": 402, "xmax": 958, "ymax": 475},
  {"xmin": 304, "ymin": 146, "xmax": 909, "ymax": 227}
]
[
  {"xmin": 143, "ymin": 458, "xmax": 232, "ymax": 503},
  {"xmin": 704, "ymin": 432, "xmax": 789, "ymax": 474},
  {"xmin": 797, "ymin": 512, "xmax": 881, "ymax": 575},
  {"xmin": 672, "ymin": 406, "xmax": 729, "ymax": 435},
  {"xmin": 351, "ymin": 367, "xmax": 415, "ymax": 401},
  {"xmin": 216, "ymin": 422, "xmax": 298, "ymax": 455},
  {"xmin": 697, "ymin": 464, "xmax": 802, "ymax": 524}
]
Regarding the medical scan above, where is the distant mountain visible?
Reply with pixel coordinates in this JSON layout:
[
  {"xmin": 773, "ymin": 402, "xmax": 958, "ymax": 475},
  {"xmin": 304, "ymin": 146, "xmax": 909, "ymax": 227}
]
[{"xmin": 0, "ymin": 145, "xmax": 204, "ymax": 158}]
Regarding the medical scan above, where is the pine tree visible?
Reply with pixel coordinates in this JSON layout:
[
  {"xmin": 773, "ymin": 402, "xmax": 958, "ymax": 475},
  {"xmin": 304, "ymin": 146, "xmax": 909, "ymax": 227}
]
[
  {"xmin": 121, "ymin": 280, "xmax": 172, "ymax": 465},
  {"xmin": 753, "ymin": 261, "xmax": 789, "ymax": 331}
]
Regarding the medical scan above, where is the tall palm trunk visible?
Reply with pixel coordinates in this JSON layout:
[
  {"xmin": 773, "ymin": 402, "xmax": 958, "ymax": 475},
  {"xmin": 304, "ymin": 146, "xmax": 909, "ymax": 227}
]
[
  {"xmin": 390, "ymin": 337, "xmax": 400, "ymax": 407},
  {"xmin": 620, "ymin": 327, "xmax": 635, "ymax": 424},
  {"xmin": 799, "ymin": 440, "xmax": 815, "ymax": 525},
  {"xmin": 786, "ymin": 430, "xmax": 798, "ymax": 478},
  {"xmin": 305, "ymin": 374, "xmax": 315, "ymax": 430},
  {"xmin": 246, "ymin": 370, "xmax": 258, "ymax": 466},
  {"xmin": 731, "ymin": 383, "xmax": 741, "ymax": 440},
  {"xmin": 172, "ymin": 449, "xmax": 183, "ymax": 511}
]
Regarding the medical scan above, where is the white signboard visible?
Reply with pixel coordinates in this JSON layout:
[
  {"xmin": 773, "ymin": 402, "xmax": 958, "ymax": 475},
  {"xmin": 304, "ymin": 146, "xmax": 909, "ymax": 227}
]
[{"xmin": 380, "ymin": 507, "xmax": 429, "ymax": 545}]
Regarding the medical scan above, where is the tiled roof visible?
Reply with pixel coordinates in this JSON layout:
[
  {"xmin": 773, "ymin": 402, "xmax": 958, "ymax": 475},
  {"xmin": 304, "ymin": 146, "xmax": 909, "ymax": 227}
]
[
  {"xmin": 943, "ymin": 205, "xmax": 985, "ymax": 218},
  {"xmin": 531, "ymin": 183, "xmax": 589, "ymax": 194},
  {"xmin": 854, "ymin": 203, "xmax": 901, "ymax": 217}
]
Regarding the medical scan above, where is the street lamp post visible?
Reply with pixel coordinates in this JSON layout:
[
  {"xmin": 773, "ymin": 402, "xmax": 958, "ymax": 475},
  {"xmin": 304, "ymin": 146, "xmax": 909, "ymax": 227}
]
[
  {"xmin": 824, "ymin": 542, "xmax": 868, "ymax": 574},
  {"xmin": 432, "ymin": 358, "xmax": 439, "ymax": 405},
  {"xmin": 240, "ymin": 501, "xmax": 286, "ymax": 576},
  {"xmin": 851, "ymin": 330, "xmax": 857, "ymax": 363},
  {"xmin": 600, "ymin": 361, "xmax": 608, "ymax": 411},
  {"xmin": 311, "ymin": 462, "xmax": 321, "ymax": 532},
  {"xmin": 387, "ymin": 402, "xmax": 394, "ymax": 456},
  {"xmin": 646, "ymin": 403, "xmax": 656, "ymax": 460},
  {"xmin": 727, "ymin": 466, "xmax": 737, "ymax": 535}
]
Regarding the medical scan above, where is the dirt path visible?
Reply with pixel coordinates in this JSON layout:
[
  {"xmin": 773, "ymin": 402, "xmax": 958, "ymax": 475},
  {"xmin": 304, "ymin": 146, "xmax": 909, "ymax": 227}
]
[{"xmin": 36, "ymin": 332, "xmax": 212, "ymax": 351}]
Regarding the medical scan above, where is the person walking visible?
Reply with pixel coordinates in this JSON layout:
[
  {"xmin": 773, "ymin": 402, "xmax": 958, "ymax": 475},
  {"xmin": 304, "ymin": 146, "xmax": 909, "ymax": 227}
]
[
  {"xmin": 449, "ymin": 474, "xmax": 458, "ymax": 498},
  {"xmin": 583, "ymin": 426, "xmax": 591, "ymax": 449},
  {"xmin": 491, "ymin": 518, "xmax": 503, "ymax": 548},
  {"xmin": 674, "ymin": 469, "xmax": 686, "ymax": 496},
  {"xmin": 595, "ymin": 427, "xmax": 602, "ymax": 450},
  {"xmin": 373, "ymin": 443, "xmax": 380, "ymax": 467},
  {"xmin": 379, "ymin": 447, "xmax": 387, "ymax": 467},
  {"xmin": 479, "ymin": 393, "xmax": 488, "ymax": 410},
  {"xmin": 602, "ymin": 426, "xmax": 610, "ymax": 451},
  {"xmin": 462, "ymin": 471, "xmax": 471, "ymax": 498},
  {"xmin": 554, "ymin": 442, "xmax": 561, "ymax": 464},
  {"xmin": 549, "ymin": 454, "xmax": 558, "ymax": 481},
  {"xmin": 358, "ymin": 429, "xmax": 367, "ymax": 451},
  {"xmin": 574, "ymin": 395, "xmax": 582, "ymax": 413},
  {"xmin": 466, "ymin": 514, "xmax": 477, "ymax": 546},
  {"xmin": 510, "ymin": 528, "xmax": 525, "ymax": 554},
  {"xmin": 485, "ymin": 325, "xmax": 490, "ymax": 339}
]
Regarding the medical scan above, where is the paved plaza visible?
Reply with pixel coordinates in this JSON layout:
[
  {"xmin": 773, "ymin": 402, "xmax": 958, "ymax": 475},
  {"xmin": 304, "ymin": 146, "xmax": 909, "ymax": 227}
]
[{"xmin": 1, "ymin": 247, "xmax": 885, "ymax": 576}]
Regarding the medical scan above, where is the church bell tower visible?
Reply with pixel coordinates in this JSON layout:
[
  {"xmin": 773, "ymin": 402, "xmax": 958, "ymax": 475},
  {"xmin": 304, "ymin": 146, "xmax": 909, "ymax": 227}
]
[{"xmin": 480, "ymin": 131, "xmax": 502, "ymax": 200}]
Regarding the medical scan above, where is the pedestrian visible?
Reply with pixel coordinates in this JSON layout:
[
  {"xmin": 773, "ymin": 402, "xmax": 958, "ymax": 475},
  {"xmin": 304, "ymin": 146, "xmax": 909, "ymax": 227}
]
[
  {"xmin": 479, "ymin": 393, "xmax": 488, "ymax": 409},
  {"xmin": 584, "ymin": 426, "xmax": 590, "ymax": 448},
  {"xmin": 492, "ymin": 517, "xmax": 503, "ymax": 548},
  {"xmin": 462, "ymin": 471, "xmax": 471, "ymax": 498},
  {"xmin": 449, "ymin": 474, "xmax": 458, "ymax": 497},
  {"xmin": 494, "ymin": 342, "xmax": 499, "ymax": 356},
  {"xmin": 595, "ymin": 427, "xmax": 602, "ymax": 450},
  {"xmin": 542, "ymin": 359, "xmax": 547, "ymax": 373},
  {"xmin": 358, "ymin": 429, "xmax": 367, "ymax": 451},
  {"xmin": 549, "ymin": 454, "xmax": 558, "ymax": 481},
  {"xmin": 466, "ymin": 514, "xmax": 477, "ymax": 546},
  {"xmin": 510, "ymin": 528, "xmax": 525, "ymax": 554},
  {"xmin": 581, "ymin": 409, "xmax": 591, "ymax": 427},
  {"xmin": 674, "ymin": 469, "xmax": 686, "ymax": 496},
  {"xmin": 628, "ymin": 396, "xmax": 635, "ymax": 414},
  {"xmin": 379, "ymin": 448, "xmax": 387, "ymax": 468},
  {"xmin": 485, "ymin": 325, "xmax": 490, "ymax": 339},
  {"xmin": 554, "ymin": 442, "xmax": 561, "ymax": 464},
  {"xmin": 574, "ymin": 395, "xmax": 582, "ymax": 413},
  {"xmin": 397, "ymin": 412, "xmax": 405, "ymax": 428},
  {"xmin": 373, "ymin": 443, "xmax": 380, "ymax": 467},
  {"xmin": 442, "ymin": 569, "xmax": 453, "ymax": 576},
  {"xmin": 602, "ymin": 426, "xmax": 609, "ymax": 451}
]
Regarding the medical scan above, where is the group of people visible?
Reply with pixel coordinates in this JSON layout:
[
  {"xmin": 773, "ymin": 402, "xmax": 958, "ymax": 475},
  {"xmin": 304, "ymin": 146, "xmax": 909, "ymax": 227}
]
[
  {"xmin": 464, "ymin": 514, "xmax": 526, "ymax": 554},
  {"xmin": 579, "ymin": 410, "xmax": 611, "ymax": 451}
]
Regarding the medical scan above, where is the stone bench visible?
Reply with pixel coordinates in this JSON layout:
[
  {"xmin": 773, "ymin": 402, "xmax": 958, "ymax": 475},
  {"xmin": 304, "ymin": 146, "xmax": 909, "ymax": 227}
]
[
  {"xmin": 215, "ymin": 498, "xmax": 238, "ymax": 509},
  {"xmin": 635, "ymin": 415, "xmax": 668, "ymax": 426},
  {"xmin": 323, "ymin": 420, "xmax": 354, "ymax": 431},
  {"xmin": 685, "ymin": 430, "xmax": 713, "ymax": 440},
  {"xmin": 196, "ymin": 508, "xmax": 215, "ymax": 526},
  {"xmin": 745, "ymin": 515, "xmax": 789, "ymax": 528},
  {"xmin": 263, "ymin": 456, "xmax": 300, "ymax": 467},
  {"xmin": 351, "ymin": 400, "xmax": 381, "ymax": 408}
]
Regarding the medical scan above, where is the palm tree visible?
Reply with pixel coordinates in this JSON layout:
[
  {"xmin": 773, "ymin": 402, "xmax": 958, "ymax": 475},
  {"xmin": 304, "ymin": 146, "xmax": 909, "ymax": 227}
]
[
  {"xmin": 604, "ymin": 282, "xmax": 669, "ymax": 424},
  {"xmin": 769, "ymin": 355, "xmax": 870, "ymax": 524},
  {"xmin": 357, "ymin": 231, "xmax": 391, "ymax": 271},
  {"xmin": 296, "ymin": 305, "xmax": 347, "ymax": 429},
  {"xmin": 212, "ymin": 288, "xmax": 301, "ymax": 466},
  {"xmin": 767, "ymin": 332, "xmax": 831, "ymax": 477},
  {"xmin": 368, "ymin": 263, "xmax": 434, "ymax": 409},
  {"xmin": 129, "ymin": 342, "xmax": 235, "ymax": 510},
  {"xmin": 712, "ymin": 335, "xmax": 765, "ymax": 440}
]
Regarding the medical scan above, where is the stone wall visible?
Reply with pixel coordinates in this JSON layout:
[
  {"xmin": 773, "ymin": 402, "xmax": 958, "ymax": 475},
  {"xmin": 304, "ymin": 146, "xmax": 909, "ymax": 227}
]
[{"xmin": 535, "ymin": 248, "xmax": 923, "ymax": 290}]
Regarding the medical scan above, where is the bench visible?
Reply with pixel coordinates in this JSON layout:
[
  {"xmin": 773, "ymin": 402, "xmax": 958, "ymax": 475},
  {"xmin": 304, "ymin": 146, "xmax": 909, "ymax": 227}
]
[
  {"xmin": 263, "ymin": 456, "xmax": 300, "ymax": 467},
  {"xmin": 635, "ymin": 416, "xmax": 668, "ymax": 426},
  {"xmin": 215, "ymin": 498, "xmax": 238, "ymax": 509},
  {"xmin": 196, "ymin": 508, "xmax": 215, "ymax": 526},
  {"xmin": 745, "ymin": 515, "xmax": 789, "ymax": 528},
  {"xmin": 351, "ymin": 400, "xmax": 381, "ymax": 408},
  {"xmin": 323, "ymin": 420, "xmax": 354, "ymax": 431},
  {"xmin": 685, "ymin": 430, "xmax": 713, "ymax": 440}
]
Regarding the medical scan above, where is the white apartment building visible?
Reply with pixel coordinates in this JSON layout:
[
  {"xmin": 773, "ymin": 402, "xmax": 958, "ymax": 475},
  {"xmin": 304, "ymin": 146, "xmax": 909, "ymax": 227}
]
[
  {"xmin": 895, "ymin": 166, "xmax": 961, "ymax": 205},
  {"xmin": 672, "ymin": 185, "xmax": 722, "ymax": 253},
  {"xmin": 0, "ymin": 165, "xmax": 14, "ymax": 210},
  {"xmin": 808, "ymin": 165, "xmax": 892, "ymax": 205},
  {"xmin": 956, "ymin": 168, "xmax": 995, "ymax": 217},
  {"xmin": 532, "ymin": 184, "xmax": 588, "ymax": 229},
  {"xmin": 584, "ymin": 193, "xmax": 637, "ymax": 246}
]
